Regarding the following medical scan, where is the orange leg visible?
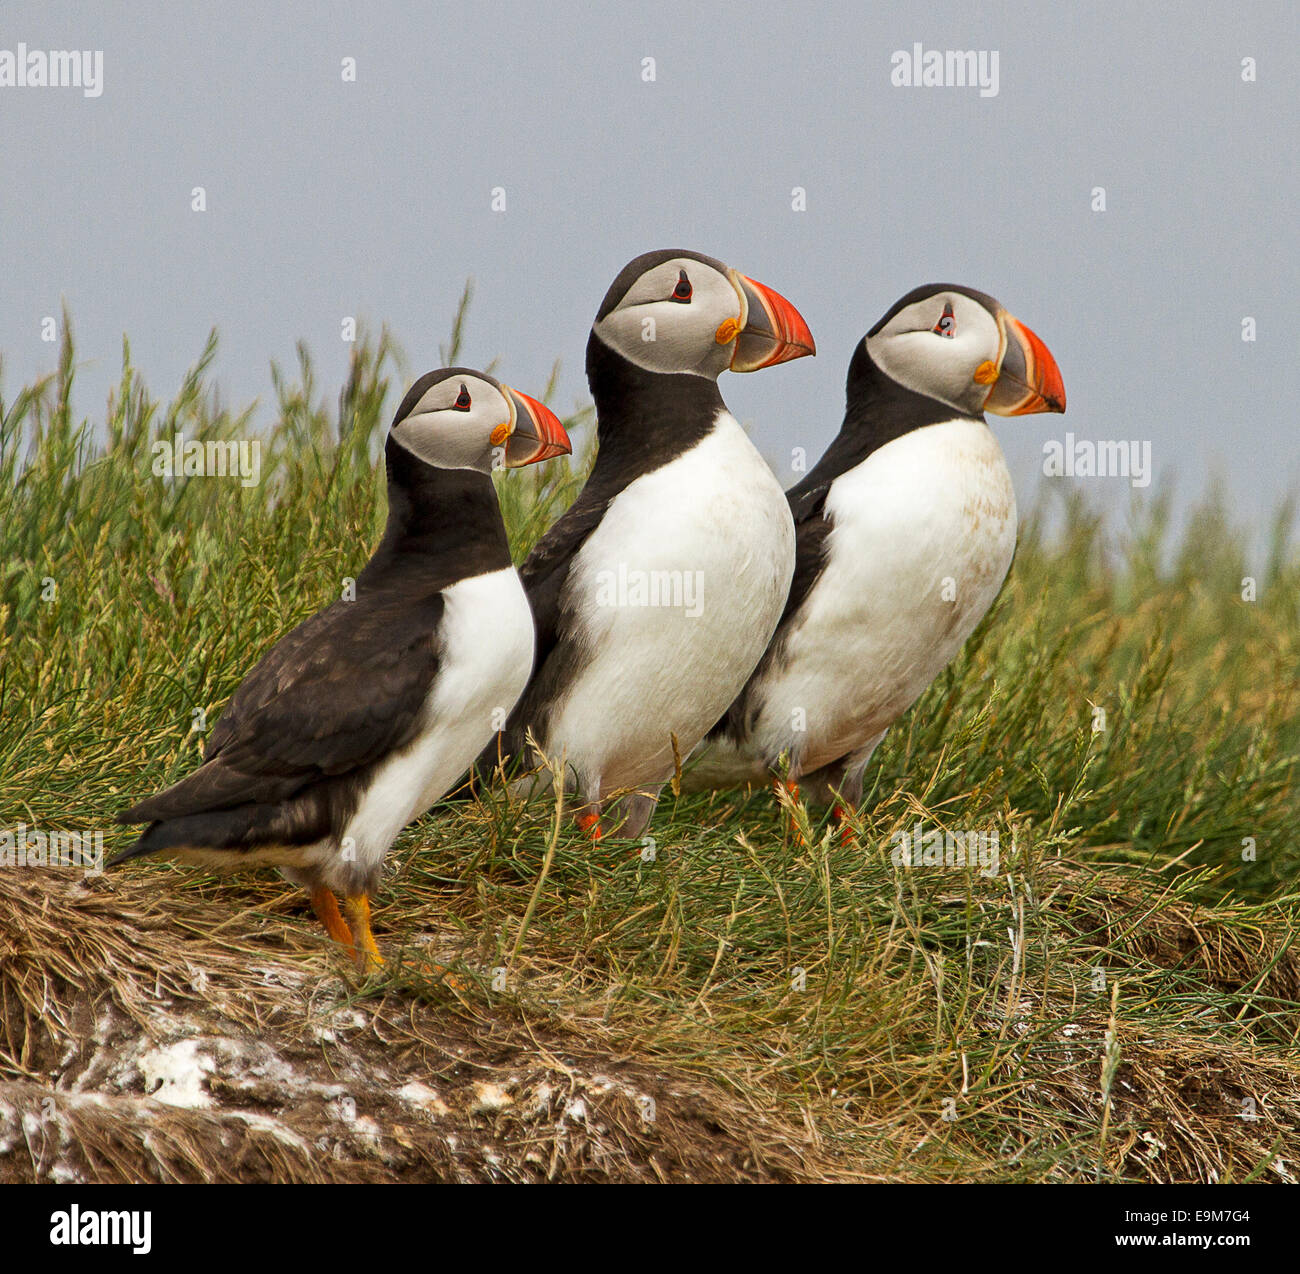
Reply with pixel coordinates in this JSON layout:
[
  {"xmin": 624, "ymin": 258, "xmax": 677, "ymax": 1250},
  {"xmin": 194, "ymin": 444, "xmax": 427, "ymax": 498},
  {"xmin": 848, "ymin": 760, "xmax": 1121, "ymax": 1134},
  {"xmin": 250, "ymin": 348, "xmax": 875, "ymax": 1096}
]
[
  {"xmin": 832, "ymin": 803, "xmax": 856, "ymax": 846},
  {"xmin": 576, "ymin": 810, "xmax": 603, "ymax": 841},
  {"xmin": 774, "ymin": 778, "xmax": 808, "ymax": 844},
  {"xmin": 342, "ymin": 894, "xmax": 385, "ymax": 973},
  {"xmin": 311, "ymin": 886, "xmax": 355, "ymax": 951},
  {"xmin": 319, "ymin": 889, "xmax": 460, "ymax": 985}
]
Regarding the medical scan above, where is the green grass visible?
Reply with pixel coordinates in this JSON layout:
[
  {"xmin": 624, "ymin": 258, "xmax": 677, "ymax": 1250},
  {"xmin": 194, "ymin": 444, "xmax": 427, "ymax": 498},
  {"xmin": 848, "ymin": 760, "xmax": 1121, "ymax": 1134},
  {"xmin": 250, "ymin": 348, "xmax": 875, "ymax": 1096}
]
[{"xmin": 3, "ymin": 307, "xmax": 1298, "ymax": 1182}]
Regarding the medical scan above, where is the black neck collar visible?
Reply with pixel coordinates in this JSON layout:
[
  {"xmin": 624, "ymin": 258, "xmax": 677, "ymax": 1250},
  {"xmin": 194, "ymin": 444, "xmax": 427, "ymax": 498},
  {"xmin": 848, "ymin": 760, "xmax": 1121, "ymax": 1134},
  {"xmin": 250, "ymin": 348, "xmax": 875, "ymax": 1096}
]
[
  {"xmin": 584, "ymin": 331, "xmax": 725, "ymax": 479},
  {"xmin": 363, "ymin": 437, "xmax": 513, "ymax": 588},
  {"xmin": 791, "ymin": 342, "xmax": 984, "ymax": 502}
]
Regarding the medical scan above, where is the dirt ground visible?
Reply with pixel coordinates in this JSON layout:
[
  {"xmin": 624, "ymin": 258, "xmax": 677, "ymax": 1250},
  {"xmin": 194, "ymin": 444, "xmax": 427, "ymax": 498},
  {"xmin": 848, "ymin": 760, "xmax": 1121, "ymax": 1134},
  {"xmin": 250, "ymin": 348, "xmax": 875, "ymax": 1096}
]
[
  {"xmin": 0, "ymin": 868, "xmax": 828, "ymax": 1184},
  {"xmin": 5, "ymin": 861, "xmax": 1299, "ymax": 1184}
]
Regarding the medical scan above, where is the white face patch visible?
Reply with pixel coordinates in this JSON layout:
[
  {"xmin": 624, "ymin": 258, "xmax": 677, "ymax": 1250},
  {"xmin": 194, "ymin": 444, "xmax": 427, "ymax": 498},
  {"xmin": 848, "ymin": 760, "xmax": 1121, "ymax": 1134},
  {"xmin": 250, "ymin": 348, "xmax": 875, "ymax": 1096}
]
[
  {"xmin": 592, "ymin": 257, "xmax": 743, "ymax": 378},
  {"xmin": 391, "ymin": 374, "xmax": 512, "ymax": 472},
  {"xmin": 865, "ymin": 292, "xmax": 1002, "ymax": 416}
]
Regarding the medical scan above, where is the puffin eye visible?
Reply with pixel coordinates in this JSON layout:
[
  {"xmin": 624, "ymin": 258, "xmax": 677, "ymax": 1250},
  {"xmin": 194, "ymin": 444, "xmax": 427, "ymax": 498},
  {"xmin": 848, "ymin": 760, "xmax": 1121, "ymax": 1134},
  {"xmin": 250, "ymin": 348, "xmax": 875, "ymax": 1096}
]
[
  {"xmin": 933, "ymin": 303, "xmax": 956, "ymax": 338},
  {"xmin": 670, "ymin": 270, "xmax": 693, "ymax": 303},
  {"xmin": 452, "ymin": 384, "xmax": 472, "ymax": 410}
]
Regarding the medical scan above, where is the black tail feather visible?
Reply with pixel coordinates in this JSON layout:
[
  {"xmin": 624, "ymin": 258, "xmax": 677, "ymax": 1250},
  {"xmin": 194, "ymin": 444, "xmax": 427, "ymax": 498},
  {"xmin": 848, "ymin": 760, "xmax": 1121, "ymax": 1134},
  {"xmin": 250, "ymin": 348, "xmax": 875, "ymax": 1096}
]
[{"xmin": 108, "ymin": 799, "xmax": 332, "ymax": 867}]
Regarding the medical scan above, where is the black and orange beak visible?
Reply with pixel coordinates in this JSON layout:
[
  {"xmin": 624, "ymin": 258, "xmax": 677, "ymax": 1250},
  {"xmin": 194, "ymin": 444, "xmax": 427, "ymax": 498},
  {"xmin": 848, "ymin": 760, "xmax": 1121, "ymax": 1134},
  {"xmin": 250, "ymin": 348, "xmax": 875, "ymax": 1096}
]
[
  {"xmin": 983, "ymin": 312, "xmax": 1066, "ymax": 415},
  {"xmin": 501, "ymin": 388, "xmax": 572, "ymax": 466},
  {"xmin": 726, "ymin": 272, "xmax": 816, "ymax": 372}
]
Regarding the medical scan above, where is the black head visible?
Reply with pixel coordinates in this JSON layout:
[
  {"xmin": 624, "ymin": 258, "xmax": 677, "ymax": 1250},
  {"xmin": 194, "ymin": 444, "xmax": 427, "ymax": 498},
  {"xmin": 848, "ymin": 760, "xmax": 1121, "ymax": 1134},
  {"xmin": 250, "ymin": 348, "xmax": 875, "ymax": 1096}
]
[
  {"xmin": 589, "ymin": 249, "xmax": 815, "ymax": 380},
  {"xmin": 389, "ymin": 367, "xmax": 571, "ymax": 473}
]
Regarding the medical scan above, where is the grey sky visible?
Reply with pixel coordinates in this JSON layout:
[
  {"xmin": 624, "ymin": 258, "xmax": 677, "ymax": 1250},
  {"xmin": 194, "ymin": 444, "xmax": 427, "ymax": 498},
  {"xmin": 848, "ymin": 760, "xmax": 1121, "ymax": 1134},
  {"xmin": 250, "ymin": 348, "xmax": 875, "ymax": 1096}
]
[{"xmin": 3, "ymin": 1, "xmax": 1296, "ymax": 542}]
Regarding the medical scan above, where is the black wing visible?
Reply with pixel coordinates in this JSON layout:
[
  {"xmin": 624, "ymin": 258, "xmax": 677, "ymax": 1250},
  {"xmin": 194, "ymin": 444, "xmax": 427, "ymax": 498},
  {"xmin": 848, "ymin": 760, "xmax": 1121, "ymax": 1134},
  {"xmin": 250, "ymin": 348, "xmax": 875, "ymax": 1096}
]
[
  {"xmin": 778, "ymin": 471, "xmax": 836, "ymax": 631},
  {"xmin": 118, "ymin": 590, "xmax": 445, "ymax": 824},
  {"xmin": 468, "ymin": 486, "xmax": 612, "ymax": 773},
  {"xmin": 708, "ymin": 474, "xmax": 835, "ymax": 744},
  {"xmin": 484, "ymin": 491, "xmax": 607, "ymax": 766},
  {"xmin": 517, "ymin": 488, "xmax": 609, "ymax": 684}
]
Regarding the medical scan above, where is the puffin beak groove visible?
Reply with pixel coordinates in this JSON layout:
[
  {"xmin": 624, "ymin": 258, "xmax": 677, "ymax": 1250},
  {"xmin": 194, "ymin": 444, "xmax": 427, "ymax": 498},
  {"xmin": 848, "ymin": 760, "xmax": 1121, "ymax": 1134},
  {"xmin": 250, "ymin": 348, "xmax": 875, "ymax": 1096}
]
[
  {"xmin": 501, "ymin": 389, "xmax": 572, "ymax": 466},
  {"xmin": 984, "ymin": 312, "xmax": 1066, "ymax": 415},
  {"xmin": 728, "ymin": 272, "xmax": 816, "ymax": 372}
]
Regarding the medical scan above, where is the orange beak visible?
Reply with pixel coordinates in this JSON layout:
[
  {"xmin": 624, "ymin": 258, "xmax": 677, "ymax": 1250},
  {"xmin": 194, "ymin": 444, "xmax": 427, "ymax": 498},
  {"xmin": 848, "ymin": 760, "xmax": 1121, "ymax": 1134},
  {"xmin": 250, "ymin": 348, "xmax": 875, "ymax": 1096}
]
[
  {"xmin": 984, "ymin": 313, "xmax": 1066, "ymax": 415},
  {"xmin": 502, "ymin": 388, "xmax": 572, "ymax": 465},
  {"xmin": 728, "ymin": 273, "xmax": 816, "ymax": 372}
]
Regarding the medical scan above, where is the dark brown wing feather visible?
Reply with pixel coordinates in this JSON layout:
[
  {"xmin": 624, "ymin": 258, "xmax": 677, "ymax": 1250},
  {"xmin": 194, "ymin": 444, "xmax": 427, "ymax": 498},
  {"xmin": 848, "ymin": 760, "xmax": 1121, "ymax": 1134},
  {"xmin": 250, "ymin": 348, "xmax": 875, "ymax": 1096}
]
[
  {"xmin": 709, "ymin": 479, "xmax": 834, "ymax": 745},
  {"xmin": 118, "ymin": 591, "xmax": 444, "ymax": 824}
]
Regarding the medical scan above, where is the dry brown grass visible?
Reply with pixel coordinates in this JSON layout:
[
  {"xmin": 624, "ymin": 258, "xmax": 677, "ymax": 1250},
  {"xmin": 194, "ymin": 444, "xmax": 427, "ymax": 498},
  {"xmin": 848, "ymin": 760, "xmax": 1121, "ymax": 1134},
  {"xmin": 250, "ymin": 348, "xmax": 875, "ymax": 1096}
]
[
  {"xmin": 0, "ymin": 866, "xmax": 841, "ymax": 1183},
  {"xmin": 2, "ymin": 835, "xmax": 1297, "ymax": 1184}
]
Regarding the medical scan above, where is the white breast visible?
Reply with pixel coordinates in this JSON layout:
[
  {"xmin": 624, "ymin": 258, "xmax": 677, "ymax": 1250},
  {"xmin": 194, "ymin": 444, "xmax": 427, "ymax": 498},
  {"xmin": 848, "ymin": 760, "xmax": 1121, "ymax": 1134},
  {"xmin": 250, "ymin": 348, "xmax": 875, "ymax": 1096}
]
[
  {"xmin": 723, "ymin": 418, "xmax": 1016, "ymax": 780},
  {"xmin": 341, "ymin": 566, "xmax": 534, "ymax": 874},
  {"xmin": 541, "ymin": 412, "xmax": 795, "ymax": 795}
]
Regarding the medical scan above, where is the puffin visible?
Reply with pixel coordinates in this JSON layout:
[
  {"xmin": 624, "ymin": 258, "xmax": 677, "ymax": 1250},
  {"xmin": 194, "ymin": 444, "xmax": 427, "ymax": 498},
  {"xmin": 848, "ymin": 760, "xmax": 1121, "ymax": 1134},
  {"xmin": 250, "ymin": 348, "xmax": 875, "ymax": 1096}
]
[
  {"xmin": 485, "ymin": 250, "xmax": 815, "ymax": 837},
  {"xmin": 112, "ymin": 369, "xmax": 571, "ymax": 969},
  {"xmin": 689, "ymin": 284, "xmax": 1065, "ymax": 817}
]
